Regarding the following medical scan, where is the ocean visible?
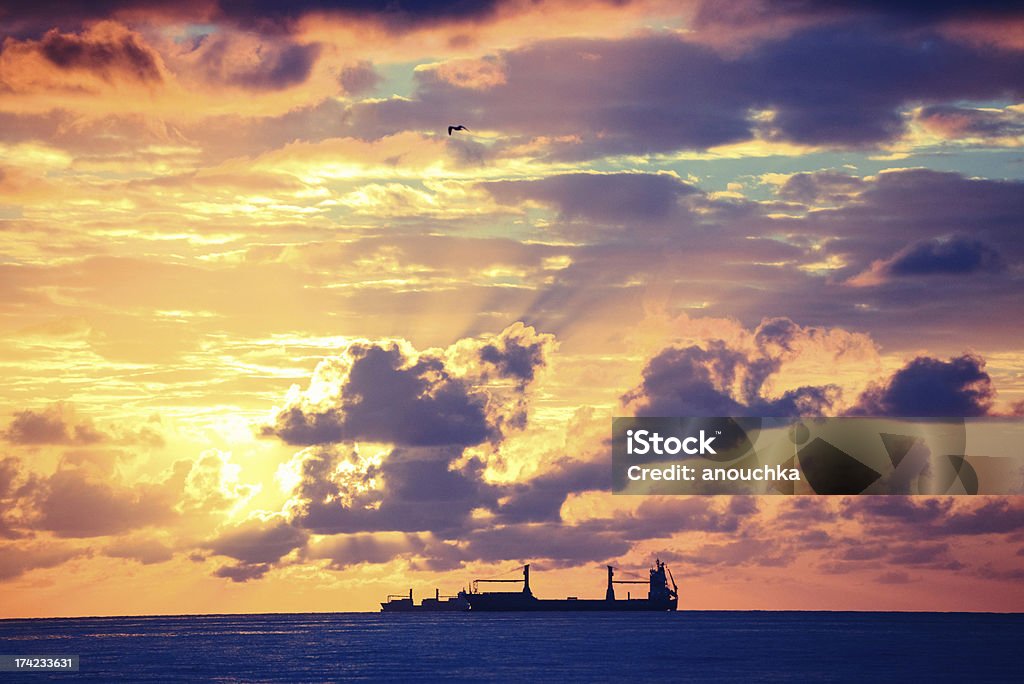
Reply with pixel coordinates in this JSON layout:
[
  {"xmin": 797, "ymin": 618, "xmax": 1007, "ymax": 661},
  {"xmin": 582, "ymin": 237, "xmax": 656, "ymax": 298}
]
[{"xmin": 0, "ymin": 611, "xmax": 1020, "ymax": 682}]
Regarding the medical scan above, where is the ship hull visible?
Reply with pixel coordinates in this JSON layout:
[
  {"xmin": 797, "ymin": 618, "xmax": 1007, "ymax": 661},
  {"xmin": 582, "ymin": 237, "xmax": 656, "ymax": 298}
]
[{"xmin": 381, "ymin": 598, "xmax": 470, "ymax": 612}]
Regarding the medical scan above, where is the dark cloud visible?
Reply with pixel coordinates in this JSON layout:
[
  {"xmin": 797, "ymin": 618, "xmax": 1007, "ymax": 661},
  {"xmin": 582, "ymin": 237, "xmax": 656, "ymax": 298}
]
[
  {"xmin": 0, "ymin": 543, "xmax": 88, "ymax": 581},
  {"xmin": 215, "ymin": 562, "xmax": 272, "ymax": 582},
  {"xmin": 33, "ymin": 466, "xmax": 182, "ymax": 537},
  {"xmin": 876, "ymin": 570, "xmax": 913, "ymax": 584},
  {"xmin": 511, "ymin": 169, "xmax": 1022, "ymax": 353},
  {"xmin": 774, "ymin": 497, "xmax": 837, "ymax": 525},
  {"xmin": 849, "ymin": 354, "xmax": 995, "ymax": 417},
  {"xmin": 339, "ymin": 60, "xmax": 381, "ymax": 95},
  {"xmin": 3, "ymin": 407, "xmax": 104, "ymax": 445},
  {"xmin": 266, "ymin": 325, "xmax": 552, "ymax": 447},
  {"xmin": 206, "ymin": 518, "xmax": 308, "ymax": 564},
  {"xmin": 622, "ymin": 319, "xmax": 1001, "ymax": 422},
  {"xmin": 354, "ymin": 27, "xmax": 1024, "ymax": 157},
  {"xmin": 777, "ymin": 171, "xmax": 868, "ymax": 205},
  {"xmin": 622, "ymin": 339, "xmax": 836, "ymax": 417},
  {"xmin": 881, "ymin": 235, "xmax": 1003, "ymax": 277},
  {"xmin": 888, "ymin": 542, "xmax": 956, "ymax": 566},
  {"xmin": 0, "ymin": 0, "xmax": 506, "ymax": 35},
  {"xmin": 917, "ymin": 105, "xmax": 1024, "ymax": 140},
  {"xmin": 0, "ymin": 458, "xmax": 18, "ymax": 500},
  {"xmin": 0, "ymin": 455, "xmax": 187, "ymax": 540},
  {"xmin": 215, "ymin": 0, "xmax": 504, "ymax": 30},
  {"xmin": 195, "ymin": 36, "xmax": 321, "ymax": 91},
  {"xmin": 31, "ymin": 26, "xmax": 162, "ymax": 82},
  {"xmin": 287, "ymin": 445, "xmax": 497, "ymax": 535},
  {"xmin": 266, "ymin": 344, "xmax": 493, "ymax": 447},
  {"xmin": 2, "ymin": 405, "xmax": 163, "ymax": 447},
  {"xmin": 842, "ymin": 496, "xmax": 1024, "ymax": 537},
  {"xmin": 306, "ymin": 532, "xmax": 431, "ymax": 569},
  {"xmin": 842, "ymin": 496, "xmax": 953, "ymax": 525},
  {"xmin": 821, "ymin": 537, "xmax": 964, "ymax": 575},
  {"xmin": 695, "ymin": 0, "xmax": 1024, "ymax": 29},
  {"xmin": 0, "ymin": 457, "xmax": 35, "ymax": 539},
  {"xmin": 205, "ymin": 518, "xmax": 307, "ymax": 582},
  {"xmin": 477, "ymin": 321, "xmax": 552, "ymax": 384},
  {"xmin": 355, "ymin": 35, "xmax": 753, "ymax": 158},
  {"xmin": 940, "ymin": 499, "xmax": 1024, "ymax": 535},
  {"xmin": 483, "ymin": 173, "xmax": 698, "ymax": 224},
  {"xmin": 611, "ymin": 497, "xmax": 755, "ymax": 540},
  {"xmin": 495, "ymin": 459, "xmax": 607, "ymax": 524}
]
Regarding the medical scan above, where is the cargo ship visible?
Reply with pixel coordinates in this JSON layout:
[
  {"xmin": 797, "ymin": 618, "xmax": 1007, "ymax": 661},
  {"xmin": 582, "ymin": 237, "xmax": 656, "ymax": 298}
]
[
  {"xmin": 465, "ymin": 559, "xmax": 678, "ymax": 612},
  {"xmin": 380, "ymin": 588, "xmax": 470, "ymax": 612},
  {"xmin": 381, "ymin": 559, "xmax": 678, "ymax": 612}
]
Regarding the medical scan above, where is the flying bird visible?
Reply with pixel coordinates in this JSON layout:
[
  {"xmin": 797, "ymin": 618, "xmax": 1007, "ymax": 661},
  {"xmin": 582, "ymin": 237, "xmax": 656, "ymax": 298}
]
[{"xmin": 448, "ymin": 125, "xmax": 469, "ymax": 136}]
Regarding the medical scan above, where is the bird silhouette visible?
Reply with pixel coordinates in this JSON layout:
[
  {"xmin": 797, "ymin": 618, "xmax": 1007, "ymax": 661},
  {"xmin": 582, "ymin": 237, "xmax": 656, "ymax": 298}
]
[{"xmin": 448, "ymin": 125, "xmax": 469, "ymax": 136}]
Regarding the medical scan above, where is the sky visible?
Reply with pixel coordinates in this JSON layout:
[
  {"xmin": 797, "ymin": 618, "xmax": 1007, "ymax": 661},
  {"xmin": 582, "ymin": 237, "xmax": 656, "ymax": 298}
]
[{"xmin": 1, "ymin": 0, "xmax": 1023, "ymax": 617}]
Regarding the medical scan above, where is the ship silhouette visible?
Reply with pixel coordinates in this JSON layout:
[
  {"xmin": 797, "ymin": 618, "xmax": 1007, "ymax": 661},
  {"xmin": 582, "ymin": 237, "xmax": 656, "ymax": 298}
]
[{"xmin": 381, "ymin": 559, "xmax": 678, "ymax": 612}]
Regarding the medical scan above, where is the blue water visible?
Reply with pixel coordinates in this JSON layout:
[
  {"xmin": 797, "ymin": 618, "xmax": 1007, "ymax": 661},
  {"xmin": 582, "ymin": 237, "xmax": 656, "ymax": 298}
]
[{"xmin": 0, "ymin": 611, "xmax": 1020, "ymax": 682}]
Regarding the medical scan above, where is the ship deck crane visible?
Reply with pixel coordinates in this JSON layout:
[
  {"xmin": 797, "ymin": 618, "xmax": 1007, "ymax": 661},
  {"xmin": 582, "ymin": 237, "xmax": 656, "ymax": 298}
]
[
  {"xmin": 472, "ymin": 565, "xmax": 532, "ymax": 594},
  {"xmin": 606, "ymin": 565, "xmax": 654, "ymax": 600}
]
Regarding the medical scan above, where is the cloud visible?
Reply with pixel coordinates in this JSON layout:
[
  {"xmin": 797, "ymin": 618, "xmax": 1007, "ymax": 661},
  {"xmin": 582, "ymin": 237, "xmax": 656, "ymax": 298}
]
[
  {"xmin": 622, "ymin": 326, "xmax": 840, "ymax": 417},
  {"xmin": 265, "ymin": 323, "xmax": 552, "ymax": 447},
  {"xmin": 104, "ymin": 536, "xmax": 174, "ymax": 564},
  {"xmin": 621, "ymin": 315, "xmax": 1005, "ymax": 420},
  {"xmin": 0, "ymin": 22, "xmax": 165, "ymax": 94},
  {"xmin": 191, "ymin": 33, "xmax": 322, "ymax": 91},
  {"xmin": 495, "ymin": 458, "xmax": 607, "ymax": 524},
  {"xmin": 3, "ymin": 405, "xmax": 105, "ymax": 445},
  {"xmin": 305, "ymin": 531, "xmax": 431, "ymax": 569},
  {"xmin": 0, "ymin": 542, "xmax": 88, "ymax": 581},
  {"xmin": 0, "ymin": 0, "xmax": 508, "ymax": 35},
  {"xmin": 517, "ymin": 168, "xmax": 1024, "ymax": 352},
  {"xmin": 460, "ymin": 523, "xmax": 631, "ymax": 566},
  {"xmin": 848, "ymin": 235, "xmax": 1004, "ymax": 286},
  {"xmin": 266, "ymin": 344, "xmax": 494, "ymax": 447},
  {"xmin": 284, "ymin": 444, "xmax": 497, "ymax": 536},
  {"xmin": 483, "ymin": 173, "xmax": 698, "ymax": 223},
  {"xmin": 671, "ymin": 537, "xmax": 790, "ymax": 569},
  {"xmin": 266, "ymin": 325, "xmax": 560, "ymax": 539},
  {"xmin": 842, "ymin": 496, "xmax": 1024, "ymax": 537},
  {"xmin": 0, "ymin": 457, "xmax": 35, "ymax": 539},
  {"xmin": 0, "ymin": 450, "xmax": 193, "ymax": 540},
  {"xmin": 32, "ymin": 464, "xmax": 185, "ymax": 537},
  {"xmin": 206, "ymin": 517, "xmax": 308, "ymax": 564},
  {"xmin": 36, "ymin": 24, "xmax": 162, "ymax": 81},
  {"xmin": 916, "ymin": 104, "xmax": 1024, "ymax": 142},
  {"xmin": 338, "ymin": 60, "xmax": 380, "ymax": 95},
  {"xmin": 879, "ymin": 236, "xmax": 1003, "ymax": 276},
  {"xmin": 205, "ymin": 517, "xmax": 307, "ymax": 582},
  {"xmin": 694, "ymin": 0, "xmax": 1024, "ymax": 30},
  {"xmin": 214, "ymin": 563, "xmax": 272, "ymax": 582},
  {"xmin": 876, "ymin": 570, "xmax": 913, "ymax": 584},
  {"xmin": 354, "ymin": 26, "xmax": 1024, "ymax": 158},
  {"xmin": 215, "ymin": 0, "xmax": 506, "ymax": 31},
  {"xmin": 476, "ymin": 321, "xmax": 554, "ymax": 385},
  {"xmin": 848, "ymin": 354, "xmax": 995, "ymax": 417},
  {"xmin": 2, "ymin": 404, "xmax": 164, "ymax": 447},
  {"xmin": 776, "ymin": 171, "xmax": 868, "ymax": 205}
]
